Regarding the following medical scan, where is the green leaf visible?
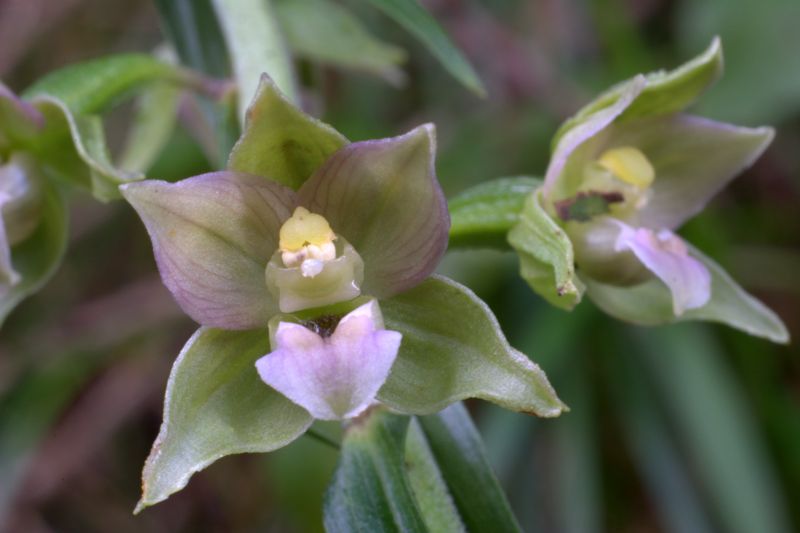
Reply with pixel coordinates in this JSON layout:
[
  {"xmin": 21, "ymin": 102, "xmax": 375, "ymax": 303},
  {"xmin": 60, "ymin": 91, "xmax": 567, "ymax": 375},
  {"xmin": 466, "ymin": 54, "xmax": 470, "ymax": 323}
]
[
  {"xmin": 324, "ymin": 409, "xmax": 428, "ymax": 533},
  {"xmin": 553, "ymin": 37, "xmax": 723, "ymax": 148},
  {"xmin": 378, "ymin": 275, "xmax": 566, "ymax": 417},
  {"xmin": 584, "ymin": 245, "xmax": 789, "ymax": 343},
  {"xmin": 610, "ymin": 345, "xmax": 715, "ymax": 533},
  {"xmin": 211, "ymin": 0, "xmax": 299, "ymax": 123},
  {"xmin": 448, "ymin": 176, "xmax": 540, "ymax": 249},
  {"xmin": 118, "ymin": 82, "xmax": 181, "ymax": 173},
  {"xmin": 417, "ymin": 403, "xmax": 522, "ymax": 533},
  {"xmin": 23, "ymin": 54, "xmax": 186, "ymax": 116},
  {"xmin": 0, "ymin": 179, "xmax": 67, "ymax": 327},
  {"xmin": 274, "ymin": 0, "xmax": 407, "ymax": 84},
  {"xmin": 154, "ymin": 0, "xmax": 230, "ymax": 78},
  {"xmin": 507, "ymin": 189, "xmax": 583, "ymax": 310},
  {"xmin": 136, "ymin": 327, "xmax": 312, "ymax": 513},
  {"xmin": 633, "ymin": 325, "xmax": 792, "ymax": 533},
  {"xmin": 363, "ymin": 0, "xmax": 486, "ymax": 96},
  {"xmin": 32, "ymin": 101, "xmax": 139, "ymax": 201},
  {"xmin": 154, "ymin": 0, "xmax": 239, "ymax": 165},
  {"xmin": 405, "ymin": 419, "xmax": 466, "ymax": 533},
  {"xmin": 227, "ymin": 75, "xmax": 347, "ymax": 189}
]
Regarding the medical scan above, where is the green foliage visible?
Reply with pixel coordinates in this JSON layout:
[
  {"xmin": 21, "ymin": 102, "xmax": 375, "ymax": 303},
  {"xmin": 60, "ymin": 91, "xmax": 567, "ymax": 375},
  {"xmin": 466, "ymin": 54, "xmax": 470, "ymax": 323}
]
[
  {"xmin": 211, "ymin": 0, "xmax": 299, "ymax": 119},
  {"xmin": 448, "ymin": 176, "xmax": 540, "ymax": 248},
  {"xmin": 274, "ymin": 0, "xmax": 407, "ymax": 83},
  {"xmin": 416, "ymin": 403, "xmax": 522, "ymax": 533},
  {"xmin": 324, "ymin": 410, "xmax": 428, "ymax": 533},
  {"xmin": 23, "ymin": 54, "xmax": 186, "ymax": 115},
  {"xmin": 363, "ymin": 0, "xmax": 486, "ymax": 96}
]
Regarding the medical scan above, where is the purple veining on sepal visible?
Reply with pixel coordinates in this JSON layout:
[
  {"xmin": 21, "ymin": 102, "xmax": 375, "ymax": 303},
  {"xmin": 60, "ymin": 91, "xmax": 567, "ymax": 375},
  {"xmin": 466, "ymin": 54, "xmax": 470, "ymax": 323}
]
[
  {"xmin": 121, "ymin": 172, "xmax": 296, "ymax": 329},
  {"xmin": 297, "ymin": 123, "xmax": 450, "ymax": 298}
]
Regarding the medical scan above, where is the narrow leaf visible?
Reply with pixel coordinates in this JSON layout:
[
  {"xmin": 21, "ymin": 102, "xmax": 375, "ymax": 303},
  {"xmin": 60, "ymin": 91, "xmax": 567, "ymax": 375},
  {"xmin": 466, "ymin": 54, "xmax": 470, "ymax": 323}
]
[
  {"xmin": 211, "ymin": 0, "xmax": 299, "ymax": 123},
  {"xmin": 633, "ymin": 325, "xmax": 792, "ymax": 533},
  {"xmin": 274, "ymin": 0, "xmax": 407, "ymax": 84},
  {"xmin": 136, "ymin": 327, "xmax": 312, "ymax": 512},
  {"xmin": 23, "ymin": 54, "xmax": 187, "ymax": 116},
  {"xmin": 417, "ymin": 403, "xmax": 522, "ymax": 533},
  {"xmin": 405, "ymin": 419, "xmax": 465, "ymax": 532},
  {"xmin": 118, "ymin": 82, "xmax": 181, "ymax": 173},
  {"xmin": 363, "ymin": 0, "xmax": 486, "ymax": 96},
  {"xmin": 378, "ymin": 275, "xmax": 566, "ymax": 417},
  {"xmin": 324, "ymin": 409, "xmax": 428, "ymax": 533},
  {"xmin": 448, "ymin": 176, "xmax": 540, "ymax": 249}
]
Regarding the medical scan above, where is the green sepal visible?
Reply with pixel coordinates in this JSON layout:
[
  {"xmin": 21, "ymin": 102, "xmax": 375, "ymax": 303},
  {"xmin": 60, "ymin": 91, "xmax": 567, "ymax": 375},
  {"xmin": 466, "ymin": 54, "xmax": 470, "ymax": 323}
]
[
  {"xmin": 507, "ymin": 189, "xmax": 583, "ymax": 310},
  {"xmin": 448, "ymin": 176, "xmax": 540, "ymax": 249},
  {"xmin": 584, "ymin": 246, "xmax": 789, "ymax": 343},
  {"xmin": 416, "ymin": 403, "xmax": 523, "ymax": 532},
  {"xmin": 378, "ymin": 275, "xmax": 566, "ymax": 417},
  {"xmin": 553, "ymin": 37, "xmax": 723, "ymax": 149},
  {"xmin": 0, "ymin": 179, "xmax": 67, "ymax": 327},
  {"xmin": 324, "ymin": 409, "xmax": 429, "ymax": 533},
  {"xmin": 227, "ymin": 74, "xmax": 348, "ymax": 189},
  {"xmin": 135, "ymin": 327, "xmax": 313, "ymax": 513},
  {"xmin": 274, "ymin": 0, "xmax": 407, "ymax": 84}
]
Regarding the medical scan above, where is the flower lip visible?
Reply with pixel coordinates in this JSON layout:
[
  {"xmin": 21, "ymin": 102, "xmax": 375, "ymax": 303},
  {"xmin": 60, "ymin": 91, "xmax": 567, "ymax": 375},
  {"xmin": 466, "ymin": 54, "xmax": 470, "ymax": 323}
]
[{"xmin": 255, "ymin": 299, "xmax": 402, "ymax": 421}]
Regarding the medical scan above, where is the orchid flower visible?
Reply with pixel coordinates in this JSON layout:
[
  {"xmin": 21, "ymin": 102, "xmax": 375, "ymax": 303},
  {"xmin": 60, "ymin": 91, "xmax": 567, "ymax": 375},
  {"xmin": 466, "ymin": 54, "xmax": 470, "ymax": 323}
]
[
  {"xmin": 0, "ymin": 55, "xmax": 198, "ymax": 326},
  {"xmin": 124, "ymin": 75, "xmax": 565, "ymax": 511},
  {"xmin": 508, "ymin": 38, "xmax": 788, "ymax": 342}
]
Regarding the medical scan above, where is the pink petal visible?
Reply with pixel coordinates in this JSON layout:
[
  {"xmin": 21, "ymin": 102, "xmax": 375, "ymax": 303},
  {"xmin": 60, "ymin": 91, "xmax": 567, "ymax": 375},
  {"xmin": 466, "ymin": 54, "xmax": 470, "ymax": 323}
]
[
  {"xmin": 614, "ymin": 222, "xmax": 710, "ymax": 315},
  {"xmin": 255, "ymin": 300, "xmax": 402, "ymax": 420}
]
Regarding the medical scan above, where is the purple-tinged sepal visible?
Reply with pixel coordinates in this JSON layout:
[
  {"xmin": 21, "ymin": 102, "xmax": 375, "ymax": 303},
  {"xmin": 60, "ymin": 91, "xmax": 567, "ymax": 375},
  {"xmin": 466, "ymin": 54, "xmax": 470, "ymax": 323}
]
[
  {"xmin": 121, "ymin": 172, "xmax": 296, "ymax": 329},
  {"xmin": 299, "ymin": 124, "xmax": 449, "ymax": 298},
  {"xmin": 512, "ymin": 38, "xmax": 789, "ymax": 341},
  {"xmin": 256, "ymin": 299, "xmax": 401, "ymax": 420}
]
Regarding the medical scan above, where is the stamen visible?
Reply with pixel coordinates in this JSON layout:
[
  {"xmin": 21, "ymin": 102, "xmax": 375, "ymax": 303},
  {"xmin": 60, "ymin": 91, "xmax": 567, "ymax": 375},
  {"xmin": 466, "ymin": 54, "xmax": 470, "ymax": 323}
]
[{"xmin": 597, "ymin": 146, "xmax": 654, "ymax": 188}]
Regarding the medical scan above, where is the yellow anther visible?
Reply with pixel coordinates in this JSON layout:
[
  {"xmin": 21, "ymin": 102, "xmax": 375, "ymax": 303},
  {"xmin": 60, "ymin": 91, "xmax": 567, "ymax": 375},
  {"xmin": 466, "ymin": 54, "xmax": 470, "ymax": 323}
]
[
  {"xmin": 597, "ymin": 146, "xmax": 655, "ymax": 188},
  {"xmin": 279, "ymin": 207, "xmax": 336, "ymax": 253}
]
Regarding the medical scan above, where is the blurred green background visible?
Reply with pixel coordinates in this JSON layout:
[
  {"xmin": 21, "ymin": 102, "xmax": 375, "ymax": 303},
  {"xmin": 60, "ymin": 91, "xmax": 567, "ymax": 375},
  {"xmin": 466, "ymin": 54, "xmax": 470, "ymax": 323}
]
[{"xmin": 0, "ymin": 0, "xmax": 798, "ymax": 531}]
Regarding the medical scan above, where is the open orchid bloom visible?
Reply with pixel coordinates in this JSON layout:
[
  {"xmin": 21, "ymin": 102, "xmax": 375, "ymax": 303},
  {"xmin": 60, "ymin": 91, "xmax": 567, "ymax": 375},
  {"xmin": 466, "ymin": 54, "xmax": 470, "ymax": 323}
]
[
  {"xmin": 125, "ymin": 75, "xmax": 565, "ymax": 512},
  {"xmin": 509, "ymin": 38, "xmax": 788, "ymax": 343}
]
